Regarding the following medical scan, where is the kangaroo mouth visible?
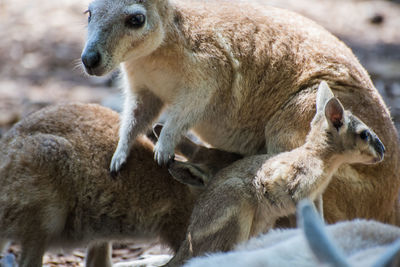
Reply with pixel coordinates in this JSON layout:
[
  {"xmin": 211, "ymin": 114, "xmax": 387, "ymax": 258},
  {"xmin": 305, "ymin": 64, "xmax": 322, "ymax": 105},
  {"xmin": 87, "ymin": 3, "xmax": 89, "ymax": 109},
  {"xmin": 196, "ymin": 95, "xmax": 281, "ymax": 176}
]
[
  {"xmin": 369, "ymin": 155, "xmax": 384, "ymax": 164},
  {"xmin": 81, "ymin": 49, "xmax": 113, "ymax": 76},
  {"xmin": 83, "ymin": 65, "xmax": 109, "ymax": 76}
]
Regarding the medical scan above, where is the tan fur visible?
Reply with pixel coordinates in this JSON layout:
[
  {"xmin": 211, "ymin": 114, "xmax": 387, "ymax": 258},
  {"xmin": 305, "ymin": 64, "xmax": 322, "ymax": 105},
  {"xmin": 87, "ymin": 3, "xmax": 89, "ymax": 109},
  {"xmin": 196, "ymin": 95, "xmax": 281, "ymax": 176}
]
[
  {"xmin": 164, "ymin": 83, "xmax": 386, "ymax": 266},
  {"xmin": 82, "ymin": 0, "xmax": 400, "ymax": 227},
  {"xmin": 0, "ymin": 103, "xmax": 240, "ymax": 267}
]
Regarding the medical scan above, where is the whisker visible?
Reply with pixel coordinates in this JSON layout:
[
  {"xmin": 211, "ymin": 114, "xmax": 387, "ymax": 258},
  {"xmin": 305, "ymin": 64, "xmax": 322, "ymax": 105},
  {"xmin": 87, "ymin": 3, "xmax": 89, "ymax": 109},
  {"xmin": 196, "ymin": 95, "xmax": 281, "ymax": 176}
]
[
  {"xmin": 72, "ymin": 58, "xmax": 89, "ymax": 76},
  {"xmin": 72, "ymin": 59, "xmax": 83, "ymax": 70}
]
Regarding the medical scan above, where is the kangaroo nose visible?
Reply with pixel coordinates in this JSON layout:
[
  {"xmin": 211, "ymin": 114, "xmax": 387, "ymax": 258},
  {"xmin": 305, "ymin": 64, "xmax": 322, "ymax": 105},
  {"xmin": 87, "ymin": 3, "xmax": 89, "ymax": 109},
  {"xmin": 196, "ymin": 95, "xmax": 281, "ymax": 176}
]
[{"xmin": 82, "ymin": 51, "xmax": 101, "ymax": 69}]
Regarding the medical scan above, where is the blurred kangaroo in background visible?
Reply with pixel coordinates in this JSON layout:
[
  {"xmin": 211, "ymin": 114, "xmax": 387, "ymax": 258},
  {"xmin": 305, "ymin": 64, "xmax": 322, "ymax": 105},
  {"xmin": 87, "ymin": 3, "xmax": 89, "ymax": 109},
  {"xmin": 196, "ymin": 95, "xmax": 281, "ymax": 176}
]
[
  {"xmin": 81, "ymin": 0, "xmax": 400, "ymax": 226},
  {"xmin": 184, "ymin": 200, "xmax": 400, "ymax": 267},
  {"xmin": 0, "ymin": 103, "xmax": 241, "ymax": 267},
  {"xmin": 165, "ymin": 82, "xmax": 386, "ymax": 266}
]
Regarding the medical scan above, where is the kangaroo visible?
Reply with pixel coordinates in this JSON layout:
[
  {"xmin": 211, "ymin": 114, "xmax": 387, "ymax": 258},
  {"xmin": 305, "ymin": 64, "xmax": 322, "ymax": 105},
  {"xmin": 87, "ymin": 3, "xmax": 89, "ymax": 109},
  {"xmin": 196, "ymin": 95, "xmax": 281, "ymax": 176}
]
[
  {"xmin": 0, "ymin": 103, "xmax": 241, "ymax": 267},
  {"xmin": 184, "ymin": 200, "xmax": 400, "ymax": 267},
  {"xmin": 81, "ymin": 0, "xmax": 400, "ymax": 226},
  {"xmin": 298, "ymin": 200, "xmax": 400, "ymax": 267},
  {"xmin": 163, "ymin": 82, "xmax": 386, "ymax": 266}
]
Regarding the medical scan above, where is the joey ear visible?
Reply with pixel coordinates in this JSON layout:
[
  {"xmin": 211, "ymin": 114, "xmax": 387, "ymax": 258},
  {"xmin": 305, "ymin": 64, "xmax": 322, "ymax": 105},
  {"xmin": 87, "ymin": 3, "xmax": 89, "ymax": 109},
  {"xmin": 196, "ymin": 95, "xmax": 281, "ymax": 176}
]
[
  {"xmin": 316, "ymin": 81, "xmax": 335, "ymax": 114},
  {"xmin": 168, "ymin": 161, "xmax": 210, "ymax": 187},
  {"xmin": 325, "ymin": 98, "xmax": 345, "ymax": 131}
]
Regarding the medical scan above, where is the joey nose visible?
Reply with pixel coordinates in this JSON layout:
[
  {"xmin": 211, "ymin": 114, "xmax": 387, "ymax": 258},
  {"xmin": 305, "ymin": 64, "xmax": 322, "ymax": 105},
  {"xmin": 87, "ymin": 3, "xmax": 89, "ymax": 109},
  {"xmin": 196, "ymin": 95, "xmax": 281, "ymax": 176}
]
[{"xmin": 82, "ymin": 51, "xmax": 101, "ymax": 69}]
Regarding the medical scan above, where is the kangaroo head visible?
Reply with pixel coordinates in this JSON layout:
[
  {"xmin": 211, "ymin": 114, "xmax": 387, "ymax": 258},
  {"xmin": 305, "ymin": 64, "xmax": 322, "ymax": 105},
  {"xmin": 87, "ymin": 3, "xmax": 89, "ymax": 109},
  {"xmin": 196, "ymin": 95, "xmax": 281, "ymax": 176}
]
[
  {"xmin": 309, "ymin": 81, "xmax": 385, "ymax": 165},
  {"xmin": 81, "ymin": 0, "xmax": 167, "ymax": 76}
]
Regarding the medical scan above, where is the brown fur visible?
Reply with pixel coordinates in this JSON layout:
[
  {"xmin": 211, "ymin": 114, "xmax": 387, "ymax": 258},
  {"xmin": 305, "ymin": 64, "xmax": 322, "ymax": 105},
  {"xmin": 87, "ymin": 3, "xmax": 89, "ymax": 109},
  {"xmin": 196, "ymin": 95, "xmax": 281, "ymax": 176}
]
[
  {"xmin": 165, "ymin": 83, "xmax": 386, "ymax": 266},
  {"xmin": 0, "ymin": 103, "xmax": 240, "ymax": 267},
  {"xmin": 82, "ymin": 0, "xmax": 400, "ymax": 226}
]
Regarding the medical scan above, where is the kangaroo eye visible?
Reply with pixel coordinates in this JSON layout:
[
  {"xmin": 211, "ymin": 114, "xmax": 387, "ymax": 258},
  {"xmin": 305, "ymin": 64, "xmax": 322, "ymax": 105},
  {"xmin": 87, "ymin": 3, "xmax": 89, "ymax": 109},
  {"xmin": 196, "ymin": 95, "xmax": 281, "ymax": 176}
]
[
  {"xmin": 359, "ymin": 130, "xmax": 370, "ymax": 141},
  {"xmin": 125, "ymin": 13, "xmax": 146, "ymax": 29},
  {"xmin": 84, "ymin": 10, "xmax": 92, "ymax": 23}
]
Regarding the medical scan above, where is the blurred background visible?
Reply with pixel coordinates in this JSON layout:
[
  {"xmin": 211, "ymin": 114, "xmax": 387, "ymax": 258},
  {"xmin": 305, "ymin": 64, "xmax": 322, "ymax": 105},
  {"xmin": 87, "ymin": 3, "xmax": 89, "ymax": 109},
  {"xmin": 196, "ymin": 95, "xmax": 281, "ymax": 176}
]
[
  {"xmin": 1, "ymin": 0, "xmax": 400, "ymax": 135},
  {"xmin": 0, "ymin": 0, "xmax": 399, "ymax": 265}
]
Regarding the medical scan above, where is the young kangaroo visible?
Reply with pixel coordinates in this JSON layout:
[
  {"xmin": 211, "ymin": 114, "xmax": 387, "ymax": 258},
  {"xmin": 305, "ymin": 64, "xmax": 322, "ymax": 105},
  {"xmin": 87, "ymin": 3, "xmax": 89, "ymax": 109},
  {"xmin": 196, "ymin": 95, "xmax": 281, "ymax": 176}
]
[
  {"xmin": 165, "ymin": 82, "xmax": 385, "ymax": 266},
  {"xmin": 0, "ymin": 103, "xmax": 241, "ymax": 267},
  {"xmin": 81, "ymin": 0, "xmax": 400, "ymax": 226},
  {"xmin": 184, "ymin": 200, "xmax": 400, "ymax": 267}
]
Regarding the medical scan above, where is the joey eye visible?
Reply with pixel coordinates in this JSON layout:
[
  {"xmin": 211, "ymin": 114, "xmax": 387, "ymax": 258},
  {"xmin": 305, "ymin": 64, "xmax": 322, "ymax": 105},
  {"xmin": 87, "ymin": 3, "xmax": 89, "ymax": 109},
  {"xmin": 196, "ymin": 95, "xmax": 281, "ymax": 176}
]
[
  {"xmin": 359, "ymin": 130, "xmax": 370, "ymax": 141},
  {"xmin": 84, "ymin": 10, "xmax": 92, "ymax": 23},
  {"xmin": 125, "ymin": 13, "xmax": 146, "ymax": 29}
]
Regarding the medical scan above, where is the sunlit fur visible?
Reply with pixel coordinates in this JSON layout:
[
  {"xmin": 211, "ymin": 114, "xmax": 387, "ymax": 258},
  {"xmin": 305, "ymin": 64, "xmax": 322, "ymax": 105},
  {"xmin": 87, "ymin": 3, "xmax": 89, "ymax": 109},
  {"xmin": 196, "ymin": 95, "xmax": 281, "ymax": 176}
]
[
  {"xmin": 0, "ymin": 103, "xmax": 240, "ymax": 267},
  {"xmin": 165, "ymin": 83, "xmax": 386, "ymax": 266},
  {"xmin": 81, "ymin": 0, "xmax": 400, "ymax": 228}
]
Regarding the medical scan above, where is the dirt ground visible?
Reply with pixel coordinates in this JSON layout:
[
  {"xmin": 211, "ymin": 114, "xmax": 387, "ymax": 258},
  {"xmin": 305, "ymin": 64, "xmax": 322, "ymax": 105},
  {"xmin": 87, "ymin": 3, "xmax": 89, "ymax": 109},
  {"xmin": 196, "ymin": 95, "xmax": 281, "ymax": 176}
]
[{"xmin": 0, "ymin": 0, "xmax": 399, "ymax": 266}]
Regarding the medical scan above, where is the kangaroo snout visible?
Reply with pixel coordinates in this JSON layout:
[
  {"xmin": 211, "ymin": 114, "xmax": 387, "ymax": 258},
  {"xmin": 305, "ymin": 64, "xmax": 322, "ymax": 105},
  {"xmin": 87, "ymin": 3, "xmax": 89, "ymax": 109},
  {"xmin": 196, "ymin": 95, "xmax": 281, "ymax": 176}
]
[
  {"xmin": 81, "ymin": 48, "xmax": 103, "ymax": 75},
  {"xmin": 82, "ymin": 50, "xmax": 101, "ymax": 70}
]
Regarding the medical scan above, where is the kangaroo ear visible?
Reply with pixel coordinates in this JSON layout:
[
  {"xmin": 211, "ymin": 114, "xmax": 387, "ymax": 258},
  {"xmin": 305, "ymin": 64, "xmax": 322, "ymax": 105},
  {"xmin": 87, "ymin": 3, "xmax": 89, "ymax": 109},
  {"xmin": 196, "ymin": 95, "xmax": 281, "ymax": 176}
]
[
  {"xmin": 325, "ymin": 98, "xmax": 345, "ymax": 131},
  {"xmin": 373, "ymin": 239, "xmax": 400, "ymax": 267},
  {"xmin": 297, "ymin": 200, "xmax": 349, "ymax": 266},
  {"xmin": 168, "ymin": 161, "xmax": 211, "ymax": 187},
  {"xmin": 316, "ymin": 81, "xmax": 335, "ymax": 114}
]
